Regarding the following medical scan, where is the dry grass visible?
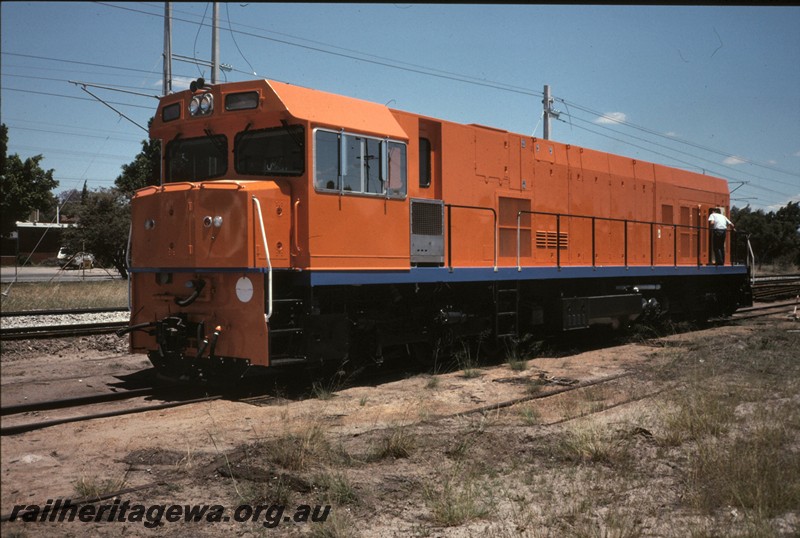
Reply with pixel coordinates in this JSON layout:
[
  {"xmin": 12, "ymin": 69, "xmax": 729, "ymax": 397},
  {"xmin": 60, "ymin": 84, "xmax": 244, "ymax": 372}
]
[
  {"xmin": 315, "ymin": 469, "xmax": 359, "ymax": 506},
  {"xmin": 73, "ymin": 473, "xmax": 128, "ymax": 499},
  {"xmin": 424, "ymin": 375, "xmax": 440, "ymax": 389},
  {"xmin": 424, "ymin": 465, "xmax": 495, "ymax": 527},
  {"xmin": 1, "ymin": 280, "xmax": 127, "ymax": 311},
  {"xmin": 646, "ymin": 326, "xmax": 800, "ymax": 528},
  {"xmin": 307, "ymin": 510, "xmax": 359, "ymax": 538},
  {"xmin": 659, "ymin": 387, "xmax": 735, "ymax": 446},
  {"xmin": 372, "ymin": 425, "xmax": 417, "ymax": 460},
  {"xmin": 554, "ymin": 422, "xmax": 632, "ymax": 466},
  {"xmin": 259, "ymin": 423, "xmax": 339, "ymax": 471},
  {"xmin": 687, "ymin": 404, "xmax": 800, "ymax": 518}
]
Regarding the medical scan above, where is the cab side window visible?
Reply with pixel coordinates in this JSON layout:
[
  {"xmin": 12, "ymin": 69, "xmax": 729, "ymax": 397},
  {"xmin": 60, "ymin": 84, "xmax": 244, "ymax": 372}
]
[
  {"xmin": 419, "ymin": 137, "xmax": 431, "ymax": 188},
  {"xmin": 314, "ymin": 130, "xmax": 339, "ymax": 191},
  {"xmin": 314, "ymin": 129, "xmax": 406, "ymax": 198}
]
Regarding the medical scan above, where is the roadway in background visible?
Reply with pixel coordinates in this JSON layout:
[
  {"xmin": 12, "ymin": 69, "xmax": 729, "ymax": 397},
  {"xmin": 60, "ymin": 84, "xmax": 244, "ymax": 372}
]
[{"xmin": 0, "ymin": 266, "xmax": 122, "ymax": 284}]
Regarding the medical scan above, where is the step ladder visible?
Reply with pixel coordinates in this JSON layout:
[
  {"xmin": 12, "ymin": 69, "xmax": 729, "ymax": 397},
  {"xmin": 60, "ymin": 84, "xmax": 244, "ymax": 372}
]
[
  {"xmin": 493, "ymin": 281, "xmax": 519, "ymax": 339},
  {"xmin": 268, "ymin": 297, "xmax": 307, "ymax": 366}
]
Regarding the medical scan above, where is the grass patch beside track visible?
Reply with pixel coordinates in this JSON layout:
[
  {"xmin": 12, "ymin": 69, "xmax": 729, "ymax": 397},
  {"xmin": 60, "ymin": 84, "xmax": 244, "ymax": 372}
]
[{"xmin": 0, "ymin": 280, "xmax": 128, "ymax": 311}]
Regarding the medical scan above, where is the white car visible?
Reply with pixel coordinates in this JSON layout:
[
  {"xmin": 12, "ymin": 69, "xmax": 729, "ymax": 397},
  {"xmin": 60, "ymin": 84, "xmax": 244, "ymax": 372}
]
[{"xmin": 61, "ymin": 250, "xmax": 95, "ymax": 269}]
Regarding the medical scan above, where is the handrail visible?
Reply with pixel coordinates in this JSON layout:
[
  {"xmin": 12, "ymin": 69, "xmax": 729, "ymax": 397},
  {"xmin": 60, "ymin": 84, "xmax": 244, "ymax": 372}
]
[
  {"xmin": 125, "ymin": 223, "xmax": 132, "ymax": 311},
  {"xmin": 293, "ymin": 199, "xmax": 302, "ymax": 254},
  {"xmin": 746, "ymin": 234, "xmax": 756, "ymax": 286},
  {"xmin": 515, "ymin": 209, "xmax": 723, "ymax": 271},
  {"xmin": 251, "ymin": 196, "xmax": 273, "ymax": 321},
  {"xmin": 199, "ymin": 181, "xmax": 245, "ymax": 190},
  {"xmin": 446, "ymin": 204, "xmax": 497, "ymax": 272}
]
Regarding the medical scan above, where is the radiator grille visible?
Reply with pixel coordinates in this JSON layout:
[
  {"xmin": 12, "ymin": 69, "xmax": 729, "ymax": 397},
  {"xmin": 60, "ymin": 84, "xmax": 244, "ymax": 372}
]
[
  {"xmin": 410, "ymin": 199, "xmax": 444, "ymax": 264},
  {"xmin": 411, "ymin": 200, "xmax": 443, "ymax": 236},
  {"xmin": 535, "ymin": 231, "xmax": 569, "ymax": 249}
]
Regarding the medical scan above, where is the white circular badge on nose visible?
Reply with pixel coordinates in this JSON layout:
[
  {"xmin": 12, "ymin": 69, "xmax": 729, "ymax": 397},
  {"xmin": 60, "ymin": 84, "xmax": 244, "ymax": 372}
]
[{"xmin": 235, "ymin": 277, "xmax": 254, "ymax": 303}]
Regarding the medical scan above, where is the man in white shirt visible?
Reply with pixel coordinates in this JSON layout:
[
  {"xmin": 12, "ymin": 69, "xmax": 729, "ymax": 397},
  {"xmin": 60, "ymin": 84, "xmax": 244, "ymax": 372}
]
[{"xmin": 708, "ymin": 208, "xmax": 735, "ymax": 266}]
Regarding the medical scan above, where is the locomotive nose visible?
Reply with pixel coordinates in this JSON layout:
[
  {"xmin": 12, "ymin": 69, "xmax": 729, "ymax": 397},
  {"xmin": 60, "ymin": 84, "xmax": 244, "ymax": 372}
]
[{"xmin": 126, "ymin": 182, "xmax": 292, "ymax": 377}]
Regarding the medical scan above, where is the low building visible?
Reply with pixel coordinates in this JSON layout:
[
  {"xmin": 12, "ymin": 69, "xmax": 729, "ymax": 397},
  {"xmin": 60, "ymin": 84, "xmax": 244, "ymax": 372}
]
[{"xmin": 0, "ymin": 222, "xmax": 71, "ymax": 265}]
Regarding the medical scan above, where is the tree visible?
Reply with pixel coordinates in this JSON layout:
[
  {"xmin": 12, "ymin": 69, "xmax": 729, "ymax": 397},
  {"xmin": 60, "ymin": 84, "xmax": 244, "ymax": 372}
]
[
  {"xmin": 0, "ymin": 124, "xmax": 59, "ymax": 236},
  {"xmin": 732, "ymin": 202, "xmax": 800, "ymax": 268},
  {"xmin": 81, "ymin": 180, "xmax": 89, "ymax": 205},
  {"xmin": 62, "ymin": 128, "xmax": 160, "ymax": 278},
  {"xmin": 56, "ymin": 189, "xmax": 83, "ymax": 223},
  {"xmin": 115, "ymin": 121, "xmax": 160, "ymax": 197},
  {"xmin": 63, "ymin": 188, "xmax": 131, "ymax": 278},
  {"xmin": 773, "ymin": 201, "xmax": 800, "ymax": 266}
]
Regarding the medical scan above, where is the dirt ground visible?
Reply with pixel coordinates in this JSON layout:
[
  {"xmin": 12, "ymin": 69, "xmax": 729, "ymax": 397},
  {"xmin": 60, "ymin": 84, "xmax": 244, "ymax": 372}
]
[{"xmin": 1, "ymin": 314, "xmax": 798, "ymax": 537}]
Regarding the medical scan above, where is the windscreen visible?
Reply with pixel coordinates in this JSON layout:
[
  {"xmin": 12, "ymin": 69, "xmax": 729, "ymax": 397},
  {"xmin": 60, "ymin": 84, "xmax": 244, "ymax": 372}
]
[
  {"xmin": 235, "ymin": 125, "xmax": 305, "ymax": 177},
  {"xmin": 165, "ymin": 135, "xmax": 228, "ymax": 182}
]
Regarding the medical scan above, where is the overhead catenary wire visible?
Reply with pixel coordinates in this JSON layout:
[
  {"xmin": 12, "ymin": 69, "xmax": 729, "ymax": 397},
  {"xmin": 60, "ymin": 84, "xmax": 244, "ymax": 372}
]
[
  {"xmin": 556, "ymin": 97, "xmax": 800, "ymax": 180},
  {"xmin": 7, "ymin": 125, "xmax": 142, "ymax": 143},
  {"xmin": 1, "ymin": 52, "xmax": 200, "ymax": 84},
  {"xmin": 2, "ymin": 73, "xmax": 161, "ymax": 94},
  {"xmin": 3, "ymin": 87, "xmax": 154, "ymax": 110},
  {"xmin": 558, "ymin": 118, "xmax": 793, "ymax": 200},
  {"xmin": 225, "ymin": 3, "xmax": 257, "ymax": 77},
  {"xmin": 94, "ymin": 1, "xmax": 547, "ymax": 98},
  {"xmin": 73, "ymin": 84, "xmax": 148, "ymax": 132},
  {"xmin": 557, "ymin": 110, "xmax": 799, "ymax": 192}
]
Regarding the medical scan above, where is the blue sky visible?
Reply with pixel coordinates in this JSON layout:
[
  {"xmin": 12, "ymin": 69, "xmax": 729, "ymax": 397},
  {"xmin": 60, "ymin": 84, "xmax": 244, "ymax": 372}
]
[{"xmin": 2, "ymin": 2, "xmax": 798, "ymax": 211}]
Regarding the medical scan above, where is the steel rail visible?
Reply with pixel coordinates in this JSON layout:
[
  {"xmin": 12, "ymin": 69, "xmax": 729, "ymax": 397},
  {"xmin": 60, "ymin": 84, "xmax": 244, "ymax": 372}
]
[
  {"xmin": 0, "ymin": 387, "xmax": 159, "ymax": 416},
  {"xmin": 735, "ymin": 300, "xmax": 798, "ymax": 314},
  {"xmin": 0, "ymin": 321, "xmax": 128, "ymax": 340},
  {"xmin": 0, "ymin": 306, "xmax": 128, "ymax": 318},
  {"xmin": 1, "ymin": 394, "xmax": 223, "ymax": 436}
]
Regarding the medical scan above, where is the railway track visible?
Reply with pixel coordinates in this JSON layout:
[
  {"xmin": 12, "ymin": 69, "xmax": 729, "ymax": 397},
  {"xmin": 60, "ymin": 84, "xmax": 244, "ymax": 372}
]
[
  {"xmin": 0, "ymin": 388, "xmax": 221, "ymax": 436},
  {"xmin": 0, "ymin": 306, "xmax": 128, "ymax": 318},
  {"xmin": 729, "ymin": 298, "xmax": 799, "ymax": 322},
  {"xmin": 752, "ymin": 274, "xmax": 800, "ymax": 301},
  {"xmin": 0, "ymin": 387, "xmax": 159, "ymax": 416},
  {"xmin": 0, "ymin": 321, "xmax": 128, "ymax": 340}
]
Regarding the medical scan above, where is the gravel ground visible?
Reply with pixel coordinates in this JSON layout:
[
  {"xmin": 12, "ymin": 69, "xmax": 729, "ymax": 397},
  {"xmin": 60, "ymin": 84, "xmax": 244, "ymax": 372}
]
[{"xmin": 0, "ymin": 311, "xmax": 130, "ymax": 329}]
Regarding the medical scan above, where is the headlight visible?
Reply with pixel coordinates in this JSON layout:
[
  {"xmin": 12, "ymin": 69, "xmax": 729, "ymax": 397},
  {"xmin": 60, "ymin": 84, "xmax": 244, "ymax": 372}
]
[
  {"xmin": 188, "ymin": 96, "xmax": 200, "ymax": 116},
  {"xmin": 188, "ymin": 93, "xmax": 214, "ymax": 116},
  {"xmin": 199, "ymin": 93, "xmax": 214, "ymax": 114}
]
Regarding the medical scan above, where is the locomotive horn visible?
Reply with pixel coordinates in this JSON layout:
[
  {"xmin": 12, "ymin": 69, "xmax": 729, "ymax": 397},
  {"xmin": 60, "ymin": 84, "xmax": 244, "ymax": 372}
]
[{"xmin": 190, "ymin": 77, "xmax": 205, "ymax": 93}]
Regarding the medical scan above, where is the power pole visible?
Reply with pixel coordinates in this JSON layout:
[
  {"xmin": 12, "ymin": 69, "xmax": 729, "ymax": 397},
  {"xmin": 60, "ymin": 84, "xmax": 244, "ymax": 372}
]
[
  {"xmin": 211, "ymin": 2, "xmax": 220, "ymax": 84},
  {"xmin": 168, "ymin": 1, "xmax": 231, "ymax": 83},
  {"xmin": 542, "ymin": 84, "xmax": 560, "ymax": 140},
  {"xmin": 163, "ymin": 2, "xmax": 172, "ymax": 96}
]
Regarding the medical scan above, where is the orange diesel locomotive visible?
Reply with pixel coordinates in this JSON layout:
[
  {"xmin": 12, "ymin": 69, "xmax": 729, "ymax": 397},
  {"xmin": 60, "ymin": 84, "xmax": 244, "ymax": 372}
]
[{"xmin": 122, "ymin": 78, "xmax": 752, "ymax": 378}]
